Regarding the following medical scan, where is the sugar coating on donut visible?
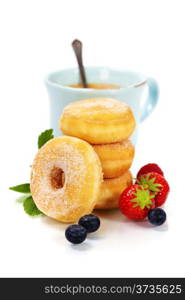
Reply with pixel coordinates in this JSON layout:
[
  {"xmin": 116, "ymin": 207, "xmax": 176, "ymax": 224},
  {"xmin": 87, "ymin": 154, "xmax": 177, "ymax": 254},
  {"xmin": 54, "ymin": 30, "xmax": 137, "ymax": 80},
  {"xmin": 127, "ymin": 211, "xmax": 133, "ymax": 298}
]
[
  {"xmin": 62, "ymin": 98, "xmax": 130, "ymax": 121},
  {"xmin": 31, "ymin": 144, "xmax": 84, "ymax": 213},
  {"xmin": 30, "ymin": 136, "xmax": 103, "ymax": 222},
  {"xmin": 93, "ymin": 140, "xmax": 134, "ymax": 156}
]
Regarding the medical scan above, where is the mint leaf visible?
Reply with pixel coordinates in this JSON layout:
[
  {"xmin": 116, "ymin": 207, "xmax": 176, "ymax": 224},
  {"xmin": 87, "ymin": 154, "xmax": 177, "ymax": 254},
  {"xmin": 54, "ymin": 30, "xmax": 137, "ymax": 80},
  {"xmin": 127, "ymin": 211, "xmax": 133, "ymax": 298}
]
[
  {"xmin": 23, "ymin": 196, "xmax": 43, "ymax": 216},
  {"xmin": 9, "ymin": 183, "xmax": 30, "ymax": 193},
  {"xmin": 38, "ymin": 129, "xmax": 54, "ymax": 149},
  {"xmin": 16, "ymin": 195, "xmax": 30, "ymax": 204}
]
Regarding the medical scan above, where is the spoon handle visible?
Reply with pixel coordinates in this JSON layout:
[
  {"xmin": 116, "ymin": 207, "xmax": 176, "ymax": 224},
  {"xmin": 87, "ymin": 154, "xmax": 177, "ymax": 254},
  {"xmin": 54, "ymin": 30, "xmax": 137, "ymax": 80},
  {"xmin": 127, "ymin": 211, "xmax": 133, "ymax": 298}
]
[{"xmin": 72, "ymin": 39, "xmax": 88, "ymax": 88}]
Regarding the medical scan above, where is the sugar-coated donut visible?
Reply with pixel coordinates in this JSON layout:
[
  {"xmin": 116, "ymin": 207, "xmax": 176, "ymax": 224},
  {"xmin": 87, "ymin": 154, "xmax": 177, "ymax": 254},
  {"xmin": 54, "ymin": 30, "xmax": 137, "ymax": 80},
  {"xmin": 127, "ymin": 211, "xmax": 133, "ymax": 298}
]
[
  {"xmin": 95, "ymin": 170, "xmax": 132, "ymax": 210},
  {"xmin": 60, "ymin": 98, "xmax": 136, "ymax": 144},
  {"xmin": 30, "ymin": 136, "xmax": 103, "ymax": 223},
  {"xmin": 93, "ymin": 140, "xmax": 135, "ymax": 178}
]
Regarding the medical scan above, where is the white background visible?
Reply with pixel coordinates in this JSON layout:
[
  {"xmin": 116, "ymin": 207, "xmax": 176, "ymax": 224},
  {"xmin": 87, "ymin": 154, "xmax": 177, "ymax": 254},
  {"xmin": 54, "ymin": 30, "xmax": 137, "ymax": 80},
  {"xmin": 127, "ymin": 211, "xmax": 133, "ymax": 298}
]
[{"xmin": 0, "ymin": 0, "xmax": 184, "ymax": 277}]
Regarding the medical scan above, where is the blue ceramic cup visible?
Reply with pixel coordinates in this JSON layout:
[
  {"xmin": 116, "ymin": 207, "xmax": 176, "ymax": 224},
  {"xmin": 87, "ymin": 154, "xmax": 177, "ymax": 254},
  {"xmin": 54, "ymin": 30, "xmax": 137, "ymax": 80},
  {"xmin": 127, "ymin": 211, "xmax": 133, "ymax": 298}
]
[{"xmin": 45, "ymin": 67, "xmax": 159, "ymax": 144}]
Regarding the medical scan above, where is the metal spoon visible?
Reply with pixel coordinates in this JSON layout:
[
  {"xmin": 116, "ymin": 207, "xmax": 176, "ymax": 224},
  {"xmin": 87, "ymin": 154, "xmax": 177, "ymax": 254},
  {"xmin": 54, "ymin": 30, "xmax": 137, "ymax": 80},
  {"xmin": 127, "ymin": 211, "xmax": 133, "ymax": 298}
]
[{"xmin": 72, "ymin": 39, "xmax": 88, "ymax": 88}]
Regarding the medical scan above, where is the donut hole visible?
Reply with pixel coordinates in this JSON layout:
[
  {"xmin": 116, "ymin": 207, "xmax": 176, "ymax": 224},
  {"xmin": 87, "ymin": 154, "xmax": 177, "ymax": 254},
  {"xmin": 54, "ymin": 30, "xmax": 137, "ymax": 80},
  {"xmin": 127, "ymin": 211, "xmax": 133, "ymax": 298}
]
[{"xmin": 50, "ymin": 167, "xmax": 65, "ymax": 189}]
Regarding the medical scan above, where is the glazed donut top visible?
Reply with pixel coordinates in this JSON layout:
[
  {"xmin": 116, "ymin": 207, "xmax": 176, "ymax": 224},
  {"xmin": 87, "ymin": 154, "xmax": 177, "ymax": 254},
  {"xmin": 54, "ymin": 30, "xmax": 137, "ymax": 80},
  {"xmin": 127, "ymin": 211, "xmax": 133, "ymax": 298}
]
[{"xmin": 61, "ymin": 98, "xmax": 134, "ymax": 123}]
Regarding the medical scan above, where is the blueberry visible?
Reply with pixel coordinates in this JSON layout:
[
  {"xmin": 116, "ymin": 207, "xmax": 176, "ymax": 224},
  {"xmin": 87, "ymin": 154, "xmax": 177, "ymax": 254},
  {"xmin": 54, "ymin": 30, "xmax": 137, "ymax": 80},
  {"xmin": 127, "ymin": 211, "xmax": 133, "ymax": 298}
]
[
  {"xmin": 148, "ymin": 208, "xmax": 166, "ymax": 226},
  {"xmin": 65, "ymin": 224, "xmax": 87, "ymax": 244},
  {"xmin": 79, "ymin": 214, "xmax": 100, "ymax": 233}
]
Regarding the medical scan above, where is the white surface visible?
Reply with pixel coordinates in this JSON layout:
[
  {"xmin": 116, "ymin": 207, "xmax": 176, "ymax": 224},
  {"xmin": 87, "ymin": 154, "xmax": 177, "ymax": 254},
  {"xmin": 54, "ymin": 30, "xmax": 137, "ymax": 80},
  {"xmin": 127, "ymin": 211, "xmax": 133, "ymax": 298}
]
[{"xmin": 0, "ymin": 0, "xmax": 185, "ymax": 277}]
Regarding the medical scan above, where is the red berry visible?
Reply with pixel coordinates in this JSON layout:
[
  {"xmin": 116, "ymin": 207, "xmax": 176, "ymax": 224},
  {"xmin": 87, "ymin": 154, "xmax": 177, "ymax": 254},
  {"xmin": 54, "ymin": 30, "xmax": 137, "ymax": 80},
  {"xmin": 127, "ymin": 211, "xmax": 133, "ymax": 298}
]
[
  {"xmin": 119, "ymin": 184, "xmax": 155, "ymax": 220},
  {"xmin": 137, "ymin": 163, "xmax": 164, "ymax": 179},
  {"xmin": 137, "ymin": 172, "xmax": 170, "ymax": 207}
]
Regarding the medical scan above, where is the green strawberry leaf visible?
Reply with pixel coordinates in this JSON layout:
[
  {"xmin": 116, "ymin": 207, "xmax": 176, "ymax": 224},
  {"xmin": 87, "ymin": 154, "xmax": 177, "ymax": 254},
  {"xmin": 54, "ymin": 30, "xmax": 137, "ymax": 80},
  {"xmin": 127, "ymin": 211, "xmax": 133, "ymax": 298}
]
[
  {"xmin": 23, "ymin": 196, "xmax": 44, "ymax": 216},
  {"xmin": 137, "ymin": 174, "xmax": 162, "ymax": 193},
  {"xmin": 130, "ymin": 188, "xmax": 155, "ymax": 209},
  {"xmin": 9, "ymin": 183, "xmax": 30, "ymax": 193},
  {"xmin": 38, "ymin": 129, "xmax": 54, "ymax": 149}
]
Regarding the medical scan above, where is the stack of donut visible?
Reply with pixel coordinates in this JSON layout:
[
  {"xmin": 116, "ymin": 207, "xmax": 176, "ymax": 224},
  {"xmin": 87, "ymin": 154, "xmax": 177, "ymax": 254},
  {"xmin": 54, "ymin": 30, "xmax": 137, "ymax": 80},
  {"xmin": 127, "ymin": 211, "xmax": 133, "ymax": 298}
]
[
  {"xmin": 30, "ymin": 98, "xmax": 136, "ymax": 223},
  {"xmin": 60, "ymin": 98, "xmax": 136, "ymax": 210}
]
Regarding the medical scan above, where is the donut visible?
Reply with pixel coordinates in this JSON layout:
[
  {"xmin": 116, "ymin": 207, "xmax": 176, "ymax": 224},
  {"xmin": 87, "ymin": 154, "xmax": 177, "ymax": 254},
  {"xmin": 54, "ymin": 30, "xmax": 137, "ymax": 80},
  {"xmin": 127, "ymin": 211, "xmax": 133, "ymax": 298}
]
[
  {"xmin": 95, "ymin": 170, "xmax": 133, "ymax": 210},
  {"xmin": 60, "ymin": 98, "xmax": 136, "ymax": 144},
  {"xmin": 93, "ymin": 140, "xmax": 135, "ymax": 178},
  {"xmin": 30, "ymin": 136, "xmax": 103, "ymax": 223}
]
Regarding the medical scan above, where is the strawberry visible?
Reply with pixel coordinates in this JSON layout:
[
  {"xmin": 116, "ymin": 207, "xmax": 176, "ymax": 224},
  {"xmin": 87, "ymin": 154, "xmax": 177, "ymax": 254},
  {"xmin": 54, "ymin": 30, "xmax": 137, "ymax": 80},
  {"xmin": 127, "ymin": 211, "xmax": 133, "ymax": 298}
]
[
  {"xmin": 119, "ymin": 184, "xmax": 155, "ymax": 220},
  {"xmin": 137, "ymin": 163, "xmax": 164, "ymax": 179},
  {"xmin": 137, "ymin": 172, "xmax": 170, "ymax": 207}
]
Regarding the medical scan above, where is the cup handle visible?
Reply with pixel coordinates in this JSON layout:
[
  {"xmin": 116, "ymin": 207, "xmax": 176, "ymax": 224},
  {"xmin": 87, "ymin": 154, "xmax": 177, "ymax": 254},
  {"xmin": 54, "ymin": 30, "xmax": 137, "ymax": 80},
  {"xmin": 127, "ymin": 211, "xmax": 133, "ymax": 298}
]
[{"xmin": 140, "ymin": 77, "xmax": 159, "ymax": 122}]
